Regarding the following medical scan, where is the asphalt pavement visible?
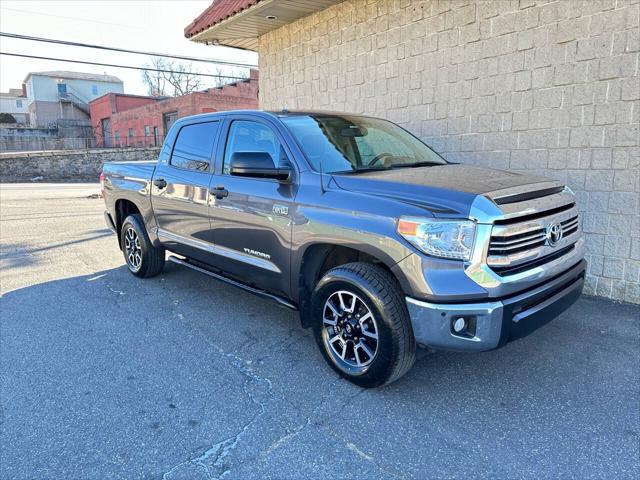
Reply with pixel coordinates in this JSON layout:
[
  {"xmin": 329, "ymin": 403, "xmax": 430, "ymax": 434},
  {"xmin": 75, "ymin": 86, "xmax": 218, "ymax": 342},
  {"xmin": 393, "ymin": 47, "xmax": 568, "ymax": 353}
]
[{"xmin": 1, "ymin": 183, "xmax": 638, "ymax": 479}]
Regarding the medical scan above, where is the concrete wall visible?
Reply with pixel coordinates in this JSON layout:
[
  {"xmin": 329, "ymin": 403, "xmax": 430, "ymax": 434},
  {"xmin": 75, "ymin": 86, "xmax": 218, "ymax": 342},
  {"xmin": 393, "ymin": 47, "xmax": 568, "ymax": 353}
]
[
  {"xmin": 29, "ymin": 100, "xmax": 89, "ymax": 127},
  {"xmin": 0, "ymin": 122, "xmax": 96, "ymax": 152},
  {"xmin": 258, "ymin": 0, "xmax": 640, "ymax": 304},
  {"xmin": 0, "ymin": 147, "xmax": 160, "ymax": 182}
]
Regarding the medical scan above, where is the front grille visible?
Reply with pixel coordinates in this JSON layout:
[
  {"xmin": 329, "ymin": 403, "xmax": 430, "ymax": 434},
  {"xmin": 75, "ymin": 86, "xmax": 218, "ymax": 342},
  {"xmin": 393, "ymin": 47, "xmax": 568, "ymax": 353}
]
[
  {"xmin": 561, "ymin": 214, "xmax": 579, "ymax": 237},
  {"xmin": 487, "ymin": 205, "xmax": 581, "ymax": 276},
  {"xmin": 491, "ymin": 246, "xmax": 575, "ymax": 276},
  {"xmin": 489, "ymin": 228, "xmax": 546, "ymax": 255}
]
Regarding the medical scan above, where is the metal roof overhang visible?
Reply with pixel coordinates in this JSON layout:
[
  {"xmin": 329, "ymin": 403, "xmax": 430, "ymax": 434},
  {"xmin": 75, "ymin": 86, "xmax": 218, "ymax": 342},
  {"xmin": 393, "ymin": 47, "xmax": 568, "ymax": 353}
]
[{"xmin": 189, "ymin": 0, "xmax": 343, "ymax": 51}]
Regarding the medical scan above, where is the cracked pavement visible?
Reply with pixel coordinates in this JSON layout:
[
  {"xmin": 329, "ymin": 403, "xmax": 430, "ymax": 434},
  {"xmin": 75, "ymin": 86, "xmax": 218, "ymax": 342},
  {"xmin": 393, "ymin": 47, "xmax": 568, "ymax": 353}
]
[{"xmin": 1, "ymin": 184, "xmax": 639, "ymax": 479}]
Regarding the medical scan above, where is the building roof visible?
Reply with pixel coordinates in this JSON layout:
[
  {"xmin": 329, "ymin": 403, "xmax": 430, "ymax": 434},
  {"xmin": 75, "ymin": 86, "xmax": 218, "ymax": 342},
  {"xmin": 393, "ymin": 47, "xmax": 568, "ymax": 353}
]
[
  {"xmin": 0, "ymin": 88, "xmax": 25, "ymax": 97},
  {"xmin": 184, "ymin": 0, "xmax": 260, "ymax": 39},
  {"xmin": 24, "ymin": 71, "xmax": 123, "ymax": 83},
  {"xmin": 184, "ymin": 0, "xmax": 342, "ymax": 50}
]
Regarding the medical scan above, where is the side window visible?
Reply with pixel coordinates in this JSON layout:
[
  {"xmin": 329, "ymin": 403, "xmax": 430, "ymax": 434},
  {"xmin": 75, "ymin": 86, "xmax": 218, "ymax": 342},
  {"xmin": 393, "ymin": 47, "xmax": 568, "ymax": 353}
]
[
  {"xmin": 170, "ymin": 121, "xmax": 219, "ymax": 171},
  {"xmin": 223, "ymin": 121, "xmax": 280, "ymax": 174}
]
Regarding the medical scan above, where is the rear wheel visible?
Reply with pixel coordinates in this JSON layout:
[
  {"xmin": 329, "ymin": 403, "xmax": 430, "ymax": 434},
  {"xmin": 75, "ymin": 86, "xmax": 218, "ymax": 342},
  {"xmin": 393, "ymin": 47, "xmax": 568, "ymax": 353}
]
[
  {"xmin": 312, "ymin": 262, "xmax": 416, "ymax": 388},
  {"xmin": 120, "ymin": 214, "xmax": 165, "ymax": 278}
]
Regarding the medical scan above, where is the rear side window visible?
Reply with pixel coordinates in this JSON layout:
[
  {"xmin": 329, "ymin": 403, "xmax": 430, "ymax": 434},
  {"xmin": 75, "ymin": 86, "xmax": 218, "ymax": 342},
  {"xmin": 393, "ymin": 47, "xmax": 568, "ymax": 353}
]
[{"xmin": 170, "ymin": 121, "xmax": 219, "ymax": 171}]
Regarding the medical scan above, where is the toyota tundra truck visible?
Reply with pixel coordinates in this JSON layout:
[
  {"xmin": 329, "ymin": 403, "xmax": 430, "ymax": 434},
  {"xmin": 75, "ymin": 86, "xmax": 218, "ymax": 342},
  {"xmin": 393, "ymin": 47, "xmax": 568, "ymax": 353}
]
[{"xmin": 101, "ymin": 110, "xmax": 586, "ymax": 387}]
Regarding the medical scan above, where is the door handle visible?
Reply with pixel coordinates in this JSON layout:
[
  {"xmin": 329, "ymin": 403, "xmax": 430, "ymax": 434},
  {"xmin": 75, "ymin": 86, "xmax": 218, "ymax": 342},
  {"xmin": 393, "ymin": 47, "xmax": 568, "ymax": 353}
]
[
  {"xmin": 211, "ymin": 185, "xmax": 228, "ymax": 199},
  {"xmin": 153, "ymin": 178, "xmax": 167, "ymax": 189}
]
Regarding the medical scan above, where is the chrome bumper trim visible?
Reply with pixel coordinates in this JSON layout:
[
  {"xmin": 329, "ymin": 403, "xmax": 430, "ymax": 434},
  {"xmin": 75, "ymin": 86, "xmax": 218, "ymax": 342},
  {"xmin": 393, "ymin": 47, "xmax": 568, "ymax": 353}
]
[
  {"xmin": 406, "ymin": 296, "xmax": 503, "ymax": 352},
  {"xmin": 407, "ymin": 260, "xmax": 586, "ymax": 352}
]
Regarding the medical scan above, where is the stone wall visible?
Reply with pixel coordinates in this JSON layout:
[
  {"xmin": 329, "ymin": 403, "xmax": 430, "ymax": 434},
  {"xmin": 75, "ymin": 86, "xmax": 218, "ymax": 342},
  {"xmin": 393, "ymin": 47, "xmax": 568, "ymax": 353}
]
[
  {"xmin": 0, "ymin": 147, "xmax": 160, "ymax": 182},
  {"xmin": 259, "ymin": 0, "xmax": 640, "ymax": 304}
]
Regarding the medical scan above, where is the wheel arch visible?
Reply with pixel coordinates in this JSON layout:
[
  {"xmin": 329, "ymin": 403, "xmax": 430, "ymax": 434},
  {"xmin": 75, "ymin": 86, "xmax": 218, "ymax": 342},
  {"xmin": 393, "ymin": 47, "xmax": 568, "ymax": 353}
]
[
  {"xmin": 114, "ymin": 199, "xmax": 142, "ymax": 249},
  {"xmin": 296, "ymin": 243, "xmax": 410, "ymax": 328}
]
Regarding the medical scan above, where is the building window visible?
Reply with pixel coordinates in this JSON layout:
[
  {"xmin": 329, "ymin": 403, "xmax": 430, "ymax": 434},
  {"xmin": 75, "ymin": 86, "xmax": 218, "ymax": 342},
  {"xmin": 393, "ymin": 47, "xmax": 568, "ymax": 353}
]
[
  {"xmin": 16, "ymin": 99, "xmax": 22, "ymax": 108},
  {"xmin": 163, "ymin": 112, "xmax": 178, "ymax": 135},
  {"xmin": 128, "ymin": 128, "xmax": 135, "ymax": 137},
  {"xmin": 115, "ymin": 131, "xmax": 120, "ymax": 144},
  {"xmin": 144, "ymin": 125, "xmax": 152, "ymax": 136},
  {"xmin": 91, "ymin": 85, "xmax": 98, "ymax": 95}
]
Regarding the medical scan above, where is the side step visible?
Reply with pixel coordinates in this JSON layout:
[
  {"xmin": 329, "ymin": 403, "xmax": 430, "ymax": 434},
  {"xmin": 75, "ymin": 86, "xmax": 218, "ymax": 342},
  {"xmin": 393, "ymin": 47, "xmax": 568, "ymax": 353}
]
[{"xmin": 167, "ymin": 255, "xmax": 298, "ymax": 311}]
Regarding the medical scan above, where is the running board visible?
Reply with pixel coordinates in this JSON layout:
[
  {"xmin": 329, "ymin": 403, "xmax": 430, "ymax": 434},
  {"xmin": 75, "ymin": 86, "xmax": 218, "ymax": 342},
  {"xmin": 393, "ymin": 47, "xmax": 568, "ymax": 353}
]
[{"xmin": 167, "ymin": 255, "xmax": 298, "ymax": 311}]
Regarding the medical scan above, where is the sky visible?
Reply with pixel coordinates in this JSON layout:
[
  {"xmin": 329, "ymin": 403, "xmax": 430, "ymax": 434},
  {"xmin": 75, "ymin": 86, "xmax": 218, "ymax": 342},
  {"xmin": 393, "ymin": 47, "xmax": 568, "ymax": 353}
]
[{"xmin": 0, "ymin": 0, "xmax": 259, "ymax": 95}]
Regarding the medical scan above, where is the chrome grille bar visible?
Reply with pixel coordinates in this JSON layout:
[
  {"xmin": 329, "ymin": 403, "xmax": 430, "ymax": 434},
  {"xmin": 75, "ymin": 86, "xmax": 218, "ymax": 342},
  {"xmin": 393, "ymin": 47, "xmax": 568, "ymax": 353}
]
[{"xmin": 487, "ymin": 206, "xmax": 581, "ymax": 271}]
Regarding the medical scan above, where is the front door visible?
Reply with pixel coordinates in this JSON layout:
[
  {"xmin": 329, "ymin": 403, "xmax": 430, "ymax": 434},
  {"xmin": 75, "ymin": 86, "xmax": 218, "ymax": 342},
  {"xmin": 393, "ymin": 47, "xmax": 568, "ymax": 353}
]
[
  {"xmin": 101, "ymin": 118, "xmax": 111, "ymax": 147},
  {"xmin": 208, "ymin": 117, "xmax": 297, "ymax": 297},
  {"xmin": 151, "ymin": 120, "xmax": 220, "ymax": 263}
]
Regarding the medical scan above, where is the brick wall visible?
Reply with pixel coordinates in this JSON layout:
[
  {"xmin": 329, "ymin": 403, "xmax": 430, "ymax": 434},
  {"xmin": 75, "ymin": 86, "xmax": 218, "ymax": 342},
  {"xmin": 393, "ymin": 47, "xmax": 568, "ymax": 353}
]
[
  {"xmin": 92, "ymin": 70, "xmax": 260, "ymax": 148},
  {"xmin": 259, "ymin": 0, "xmax": 640, "ymax": 304}
]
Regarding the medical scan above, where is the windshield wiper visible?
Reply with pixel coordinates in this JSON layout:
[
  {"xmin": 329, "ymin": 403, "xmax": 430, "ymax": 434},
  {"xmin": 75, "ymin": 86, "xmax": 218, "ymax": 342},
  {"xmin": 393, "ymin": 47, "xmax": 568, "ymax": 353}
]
[
  {"xmin": 333, "ymin": 166, "xmax": 393, "ymax": 174},
  {"xmin": 390, "ymin": 161, "xmax": 443, "ymax": 169}
]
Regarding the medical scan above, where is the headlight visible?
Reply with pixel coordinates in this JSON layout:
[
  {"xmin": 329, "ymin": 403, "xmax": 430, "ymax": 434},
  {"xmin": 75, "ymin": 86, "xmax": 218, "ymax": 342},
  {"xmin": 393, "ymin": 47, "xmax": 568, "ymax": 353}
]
[{"xmin": 397, "ymin": 217, "xmax": 476, "ymax": 261}]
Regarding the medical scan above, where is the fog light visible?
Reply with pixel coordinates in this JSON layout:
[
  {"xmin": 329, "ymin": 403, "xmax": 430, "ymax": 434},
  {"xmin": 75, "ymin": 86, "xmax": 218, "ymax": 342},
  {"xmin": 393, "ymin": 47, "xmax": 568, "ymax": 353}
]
[{"xmin": 453, "ymin": 317, "xmax": 467, "ymax": 333}]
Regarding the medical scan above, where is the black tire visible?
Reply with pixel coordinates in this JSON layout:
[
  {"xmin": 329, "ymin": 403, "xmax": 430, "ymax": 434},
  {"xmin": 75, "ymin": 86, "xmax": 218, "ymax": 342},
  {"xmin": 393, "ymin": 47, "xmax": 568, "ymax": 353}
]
[
  {"xmin": 120, "ymin": 214, "xmax": 165, "ymax": 278},
  {"xmin": 311, "ymin": 262, "xmax": 416, "ymax": 388}
]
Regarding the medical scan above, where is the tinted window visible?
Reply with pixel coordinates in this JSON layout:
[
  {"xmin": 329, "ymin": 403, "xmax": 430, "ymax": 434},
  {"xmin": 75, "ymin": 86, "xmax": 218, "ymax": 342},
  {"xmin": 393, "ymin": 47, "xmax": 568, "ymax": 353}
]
[
  {"xmin": 281, "ymin": 115, "xmax": 446, "ymax": 173},
  {"xmin": 223, "ymin": 121, "xmax": 280, "ymax": 174},
  {"xmin": 171, "ymin": 121, "xmax": 219, "ymax": 171}
]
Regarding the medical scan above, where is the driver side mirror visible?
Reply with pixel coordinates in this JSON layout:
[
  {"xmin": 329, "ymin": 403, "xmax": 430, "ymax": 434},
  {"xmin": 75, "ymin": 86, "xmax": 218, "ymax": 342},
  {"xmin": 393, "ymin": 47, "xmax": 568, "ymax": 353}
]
[{"xmin": 230, "ymin": 152, "xmax": 292, "ymax": 183}]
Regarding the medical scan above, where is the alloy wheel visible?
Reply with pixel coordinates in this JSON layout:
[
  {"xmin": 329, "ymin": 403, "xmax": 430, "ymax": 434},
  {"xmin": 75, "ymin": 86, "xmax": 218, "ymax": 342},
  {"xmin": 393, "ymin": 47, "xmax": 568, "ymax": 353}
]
[
  {"xmin": 322, "ymin": 290, "xmax": 379, "ymax": 372},
  {"xmin": 124, "ymin": 227, "xmax": 142, "ymax": 272}
]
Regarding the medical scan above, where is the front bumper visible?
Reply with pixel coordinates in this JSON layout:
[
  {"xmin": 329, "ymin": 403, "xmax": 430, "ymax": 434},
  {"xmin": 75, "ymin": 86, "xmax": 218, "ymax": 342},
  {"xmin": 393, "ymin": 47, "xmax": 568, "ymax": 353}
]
[{"xmin": 406, "ymin": 260, "xmax": 585, "ymax": 352}]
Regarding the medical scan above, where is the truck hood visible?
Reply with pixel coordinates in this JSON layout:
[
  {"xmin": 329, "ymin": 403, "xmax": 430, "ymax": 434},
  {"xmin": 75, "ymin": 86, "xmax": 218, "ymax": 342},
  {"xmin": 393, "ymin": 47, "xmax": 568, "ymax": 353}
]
[{"xmin": 330, "ymin": 165, "xmax": 557, "ymax": 216}]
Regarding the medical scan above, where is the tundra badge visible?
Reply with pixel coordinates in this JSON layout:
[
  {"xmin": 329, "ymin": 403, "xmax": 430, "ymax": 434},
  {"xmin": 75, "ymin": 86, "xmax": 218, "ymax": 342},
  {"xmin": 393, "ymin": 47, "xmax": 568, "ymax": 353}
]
[{"xmin": 244, "ymin": 248, "xmax": 271, "ymax": 260}]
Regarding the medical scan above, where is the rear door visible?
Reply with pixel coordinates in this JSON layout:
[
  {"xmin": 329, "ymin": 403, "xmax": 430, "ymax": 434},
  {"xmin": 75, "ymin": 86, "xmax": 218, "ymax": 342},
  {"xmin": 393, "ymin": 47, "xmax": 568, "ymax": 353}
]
[
  {"xmin": 207, "ymin": 115, "xmax": 298, "ymax": 297},
  {"xmin": 151, "ymin": 120, "xmax": 220, "ymax": 260}
]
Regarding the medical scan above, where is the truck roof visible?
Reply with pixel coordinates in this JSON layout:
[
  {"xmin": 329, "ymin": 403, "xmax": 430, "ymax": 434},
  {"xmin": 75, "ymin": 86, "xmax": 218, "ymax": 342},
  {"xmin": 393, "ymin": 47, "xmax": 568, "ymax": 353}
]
[{"xmin": 171, "ymin": 109, "xmax": 373, "ymax": 124}]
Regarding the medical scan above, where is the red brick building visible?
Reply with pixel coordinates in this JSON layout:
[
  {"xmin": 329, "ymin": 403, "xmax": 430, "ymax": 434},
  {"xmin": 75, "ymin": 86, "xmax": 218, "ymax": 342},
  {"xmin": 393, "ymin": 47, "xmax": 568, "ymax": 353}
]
[{"xmin": 89, "ymin": 69, "xmax": 259, "ymax": 147}]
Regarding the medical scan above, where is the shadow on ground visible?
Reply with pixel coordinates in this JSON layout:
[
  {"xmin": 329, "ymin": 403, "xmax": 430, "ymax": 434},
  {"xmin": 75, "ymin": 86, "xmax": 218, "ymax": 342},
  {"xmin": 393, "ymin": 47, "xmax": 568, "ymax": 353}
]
[{"xmin": 1, "ymin": 262, "xmax": 638, "ymax": 479}]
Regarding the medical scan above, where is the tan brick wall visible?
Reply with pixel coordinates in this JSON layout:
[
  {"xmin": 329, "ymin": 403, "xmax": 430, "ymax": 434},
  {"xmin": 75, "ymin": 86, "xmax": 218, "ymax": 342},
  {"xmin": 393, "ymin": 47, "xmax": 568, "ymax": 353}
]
[{"xmin": 258, "ymin": 0, "xmax": 640, "ymax": 304}]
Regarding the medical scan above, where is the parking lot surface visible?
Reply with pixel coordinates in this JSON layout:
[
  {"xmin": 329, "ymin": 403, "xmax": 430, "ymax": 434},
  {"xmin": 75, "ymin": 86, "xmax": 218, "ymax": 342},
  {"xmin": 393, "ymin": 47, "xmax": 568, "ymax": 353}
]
[{"xmin": 1, "ymin": 183, "xmax": 639, "ymax": 479}]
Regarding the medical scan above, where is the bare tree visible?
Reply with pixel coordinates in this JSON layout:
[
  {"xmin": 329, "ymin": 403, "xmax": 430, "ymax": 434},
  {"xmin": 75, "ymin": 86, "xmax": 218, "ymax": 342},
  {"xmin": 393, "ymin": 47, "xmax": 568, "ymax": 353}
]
[{"xmin": 142, "ymin": 57, "xmax": 202, "ymax": 97}]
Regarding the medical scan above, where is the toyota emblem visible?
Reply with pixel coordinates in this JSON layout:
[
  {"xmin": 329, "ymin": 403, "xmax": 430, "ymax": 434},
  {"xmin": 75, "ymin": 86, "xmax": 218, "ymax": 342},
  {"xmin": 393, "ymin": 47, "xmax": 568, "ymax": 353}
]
[{"xmin": 546, "ymin": 223, "xmax": 563, "ymax": 246}]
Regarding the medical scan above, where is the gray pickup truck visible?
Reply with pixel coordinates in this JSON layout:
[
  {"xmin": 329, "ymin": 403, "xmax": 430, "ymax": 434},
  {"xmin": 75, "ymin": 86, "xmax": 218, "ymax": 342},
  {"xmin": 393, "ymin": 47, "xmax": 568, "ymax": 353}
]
[{"xmin": 102, "ymin": 110, "xmax": 585, "ymax": 387}]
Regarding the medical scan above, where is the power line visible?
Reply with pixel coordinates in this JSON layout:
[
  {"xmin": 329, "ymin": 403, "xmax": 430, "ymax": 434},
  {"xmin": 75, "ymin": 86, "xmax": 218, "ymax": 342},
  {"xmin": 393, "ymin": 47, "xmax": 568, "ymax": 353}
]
[
  {"xmin": 0, "ymin": 52, "xmax": 250, "ymax": 80},
  {"xmin": 0, "ymin": 32, "xmax": 259, "ymax": 69},
  {"xmin": 0, "ymin": 7, "xmax": 143, "ymax": 30}
]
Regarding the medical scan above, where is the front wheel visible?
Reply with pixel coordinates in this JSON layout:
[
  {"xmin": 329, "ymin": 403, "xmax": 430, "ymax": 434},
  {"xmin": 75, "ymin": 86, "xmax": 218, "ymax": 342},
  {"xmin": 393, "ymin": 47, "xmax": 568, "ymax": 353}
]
[
  {"xmin": 120, "ymin": 214, "xmax": 165, "ymax": 278},
  {"xmin": 311, "ymin": 263, "xmax": 416, "ymax": 388}
]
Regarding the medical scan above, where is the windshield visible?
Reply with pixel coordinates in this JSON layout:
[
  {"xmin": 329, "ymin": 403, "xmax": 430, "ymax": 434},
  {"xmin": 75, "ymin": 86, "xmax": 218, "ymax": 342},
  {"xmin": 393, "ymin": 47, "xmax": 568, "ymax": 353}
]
[{"xmin": 281, "ymin": 114, "xmax": 447, "ymax": 174}]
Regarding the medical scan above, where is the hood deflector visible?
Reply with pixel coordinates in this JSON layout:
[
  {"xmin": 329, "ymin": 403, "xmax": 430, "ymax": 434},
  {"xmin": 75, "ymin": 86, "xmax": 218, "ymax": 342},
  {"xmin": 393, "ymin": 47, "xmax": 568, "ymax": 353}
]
[{"xmin": 491, "ymin": 186, "xmax": 566, "ymax": 205}]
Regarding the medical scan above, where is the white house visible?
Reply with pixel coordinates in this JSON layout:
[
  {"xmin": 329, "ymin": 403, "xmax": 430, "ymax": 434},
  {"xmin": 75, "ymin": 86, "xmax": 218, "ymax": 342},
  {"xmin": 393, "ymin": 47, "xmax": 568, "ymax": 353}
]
[
  {"xmin": 0, "ymin": 88, "xmax": 29, "ymax": 124},
  {"xmin": 24, "ymin": 71, "xmax": 124, "ymax": 127}
]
